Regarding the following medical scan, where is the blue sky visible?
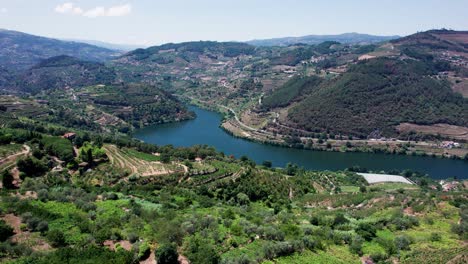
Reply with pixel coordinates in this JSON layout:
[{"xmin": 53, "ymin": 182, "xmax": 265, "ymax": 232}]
[{"xmin": 0, "ymin": 0, "xmax": 467, "ymax": 46}]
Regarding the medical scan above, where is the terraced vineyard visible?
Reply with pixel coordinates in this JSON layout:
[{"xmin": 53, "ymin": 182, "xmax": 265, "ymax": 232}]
[
  {"xmin": 103, "ymin": 145, "xmax": 183, "ymax": 179},
  {"xmin": 185, "ymin": 160, "xmax": 244, "ymax": 186}
]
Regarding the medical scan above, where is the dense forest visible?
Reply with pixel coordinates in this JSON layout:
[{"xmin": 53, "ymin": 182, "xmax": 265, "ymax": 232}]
[{"xmin": 286, "ymin": 58, "xmax": 468, "ymax": 137}]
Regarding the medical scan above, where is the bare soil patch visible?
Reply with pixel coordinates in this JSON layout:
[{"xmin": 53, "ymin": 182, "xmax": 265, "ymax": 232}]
[
  {"xmin": 104, "ymin": 240, "xmax": 133, "ymax": 251},
  {"xmin": 2, "ymin": 214, "xmax": 51, "ymax": 251}
]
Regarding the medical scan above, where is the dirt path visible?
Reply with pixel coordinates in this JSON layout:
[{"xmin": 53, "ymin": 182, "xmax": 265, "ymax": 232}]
[{"xmin": 0, "ymin": 144, "xmax": 30, "ymax": 167}]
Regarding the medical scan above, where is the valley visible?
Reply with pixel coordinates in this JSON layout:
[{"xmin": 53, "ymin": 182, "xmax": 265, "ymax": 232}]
[{"xmin": 0, "ymin": 26, "xmax": 467, "ymax": 264}]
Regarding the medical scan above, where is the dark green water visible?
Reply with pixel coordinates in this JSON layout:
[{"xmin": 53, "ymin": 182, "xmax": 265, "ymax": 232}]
[{"xmin": 134, "ymin": 106, "xmax": 467, "ymax": 179}]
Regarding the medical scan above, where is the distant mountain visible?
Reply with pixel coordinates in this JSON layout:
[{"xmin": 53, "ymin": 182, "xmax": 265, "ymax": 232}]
[
  {"xmin": 247, "ymin": 32, "xmax": 400, "ymax": 46},
  {"xmin": 63, "ymin": 38, "xmax": 146, "ymax": 52},
  {"xmin": 16, "ymin": 55, "xmax": 116, "ymax": 94},
  {"xmin": 124, "ymin": 41, "xmax": 256, "ymax": 59},
  {"xmin": 0, "ymin": 29, "xmax": 121, "ymax": 70}
]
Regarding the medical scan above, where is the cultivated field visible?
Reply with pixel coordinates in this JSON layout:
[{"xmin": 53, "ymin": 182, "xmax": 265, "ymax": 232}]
[{"xmin": 103, "ymin": 145, "xmax": 183, "ymax": 178}]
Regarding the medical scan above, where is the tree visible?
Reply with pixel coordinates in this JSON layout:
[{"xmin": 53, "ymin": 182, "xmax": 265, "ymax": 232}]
[
  {"xmin": 17, "ymin": 157, "xmax": 48, "ymax": 178},
  {"xmin": 156, "ymin": 244, "xmax": 179, "ymax": 264},
  {"xmin": 1, "ymin": 170, "xmax": 15, "ymax": 189},
  {"xmin": 86, "ymin": 148, "xmax": 93, "ymax": 165}
]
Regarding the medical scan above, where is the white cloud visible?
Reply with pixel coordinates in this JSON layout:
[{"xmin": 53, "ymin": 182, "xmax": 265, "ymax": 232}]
[
  {"xmin": 55, "ymin": 3, "xmax": 131, "ymax": 18},
  {"xmin": 0, "ymin": 8, "xmax": 7, "ymax": 14},
  {"xmin": 107, "ymin": 4, "xmax": 132, "ymax": 17},
  {"xmin": 54, "ymin": 2, "xmax": 82, "ymax": 15},
  {"xmin": 83, "ymin": 7, "xmax": 106, "ymax": 18}
]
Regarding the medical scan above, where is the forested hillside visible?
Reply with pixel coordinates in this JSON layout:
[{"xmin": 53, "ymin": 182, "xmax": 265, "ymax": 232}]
[
  {"xmin": 286, "ymin": 58, "xmax": 468, "ymax": 137},
  {"xmin": 16, "ymin": 56, "xmax": 117, "ymax": 94}
]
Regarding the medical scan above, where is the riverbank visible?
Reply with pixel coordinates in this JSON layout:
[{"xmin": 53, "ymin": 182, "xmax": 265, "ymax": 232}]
[
  {"xmin": 181, "ymin": 96, "xmax": 468, "ymax": 160},
  {"xmin": 134, "ymin": 105, "xmax": 468, "ymax": 179}
]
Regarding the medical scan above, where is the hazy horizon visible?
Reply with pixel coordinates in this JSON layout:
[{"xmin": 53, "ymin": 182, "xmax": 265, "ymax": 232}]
[{"xmin": 0, "ymin": 0, "xmax": 467, "ymax": 46}]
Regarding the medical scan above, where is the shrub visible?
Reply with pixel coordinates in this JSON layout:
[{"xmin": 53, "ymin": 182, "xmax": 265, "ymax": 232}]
[
  {"xmin": 394, "ymin": 235, "xmax": 412, "ymax": 251},
  {"xmin": 156, "ymin": 244, "xmax": 179, "ymax": 264},
  {"xmin": 184, "ymin": 236, "xmax": 220, "ymax": 264},
  {"xmin": 0, "ymin": 220, "xmax": 14, "ymax": 242},
  {"xmin": 370, "ymin": 253, "xmax": 388, "ymax": 263},
  {"xmin": 46, "ymin": 229, "xmax": 67, "ymax": 247},
  {"xmin": 36, "ymin": 221, "xmax": 49, "ymax": 233},
  {"xmin": 137, "ymin": 241, "xmax": 151, "ymax": 260},
  {"xmin": 1, "ymin": 170, "xmax": 15, "ymax": 189},
  {"xmin": 349, "ymin": 236, "xmax": 364, "ymax": 256},
  {"xmin": 17, "ymin": 157, "xmax": 48, "ymax": 178},
  {"xmin": 356, "ymin": 222, "xmax": 377, "ymax": 241},
  {"xmin": 430, "ymin": 232, "xmax": 442, "ymax": 242}
]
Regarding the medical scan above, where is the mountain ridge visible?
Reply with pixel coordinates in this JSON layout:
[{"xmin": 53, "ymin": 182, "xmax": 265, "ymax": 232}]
[
  {"xmin": 246, "ymin": 32, "xmax": 400, "ymax": 46},
  {"xmin": 0, "ymin": 29, "xmax": 121, "ymax": 70}
]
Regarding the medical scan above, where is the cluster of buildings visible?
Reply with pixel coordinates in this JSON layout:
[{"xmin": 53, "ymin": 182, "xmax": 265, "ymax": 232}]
[{"xmin": 440, "ymin": 141, "xmax": 461, "ymax": 149}]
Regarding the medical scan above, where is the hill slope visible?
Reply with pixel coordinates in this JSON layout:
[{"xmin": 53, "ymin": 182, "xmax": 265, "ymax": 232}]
[
  {"xmin": 284, "ymin": 58, "xmax": 468, "ymax": 137},
  {"xmin": 0, "ymin": 29, "xmax": 120, "ymax": 70},
  {"xmin": 15, "ymin": 55, "xmax": 117, "ymax": 94}
]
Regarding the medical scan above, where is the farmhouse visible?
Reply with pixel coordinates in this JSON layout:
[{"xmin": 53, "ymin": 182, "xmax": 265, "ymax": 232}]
[{"xmin": 63, "ymin": 132, "xmax": 76, "ymax": 140}]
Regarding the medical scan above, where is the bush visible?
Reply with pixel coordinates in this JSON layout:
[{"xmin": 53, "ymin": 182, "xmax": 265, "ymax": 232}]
[
  {"xmin": 36, "ymin": 221, "xmax": 49, "ymax": 233},
  {"xmin": 356, "ymin": 222, "xmax": 377, "ymax": 241},
  {"xmin": 370, "ymin": 253, "xmax": 388, "ymax": 263},
  {"xmin": 156, "ymin": 244, "xmax": 179, "ymax": 264},
  {"xmin": 0, "ymin": 220, "xmax": 14, "ymax": 242},
  {"xmin": 394, "ymin": 235, "xmax": 412, "ymax": 251},
  {"xmin": 349, "ymin": 236, "xmax": 364, "ymax": 256},
  {"xmin": 46, "ymin": 229, "xmax": 67, "ymax": 247},
  {"xmin": 391, "ymin": 215, "xmax": 419, "ymax": 230},
  {"xmin": 430, "ymin": 232, "xmax": 442, "ymax": 242},
  {"xmin": 138, "ymin": 241, "xmax": 151, "ymax": 260},
  {"xmin": 184, "ymin": 236, "xmax": 220, "ymax": 264},
  {"xmin": 1, "ymin": 170, "xmax": 16, "ymax": 189}
]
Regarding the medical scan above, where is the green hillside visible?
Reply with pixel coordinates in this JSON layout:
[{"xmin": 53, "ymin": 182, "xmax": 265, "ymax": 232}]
[
  {"xmin": 286, "ymin": 58, "xmax": 468, "ymax": 137},
  {"xmin": 262, "ymin": 76, "xmax": 323, "ymax": 109},
  {"xmin": 17, "ymin": 55, "xmax": 117, "ymax": 94}
]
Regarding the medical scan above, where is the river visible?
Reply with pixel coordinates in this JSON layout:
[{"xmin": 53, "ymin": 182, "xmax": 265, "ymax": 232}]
[{"xmin": 134, "ymin": 106, "xmax": 468, "ymax": 179}]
